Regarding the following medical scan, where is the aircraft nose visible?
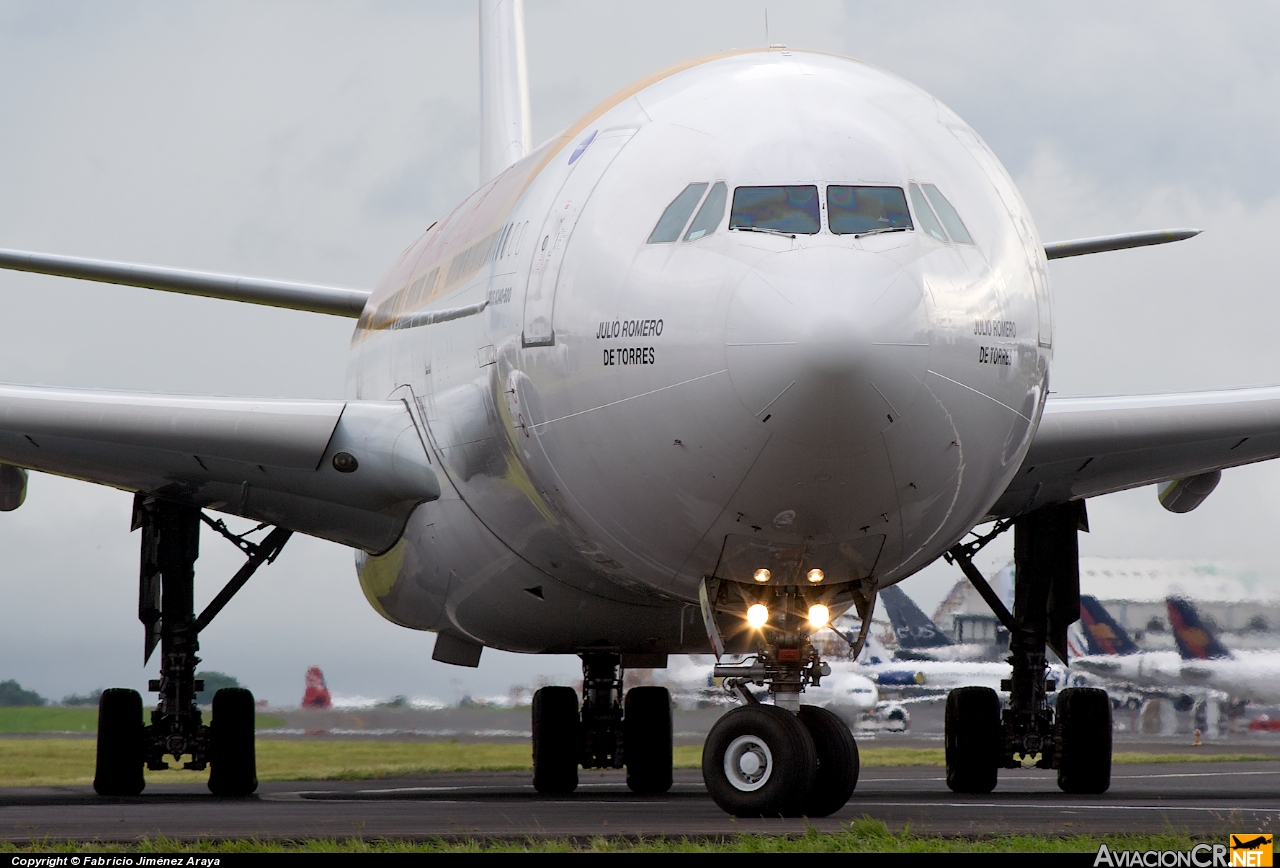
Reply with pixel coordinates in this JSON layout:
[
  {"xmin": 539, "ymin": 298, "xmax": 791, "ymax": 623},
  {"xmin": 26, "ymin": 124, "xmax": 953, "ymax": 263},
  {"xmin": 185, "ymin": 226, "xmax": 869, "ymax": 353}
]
[{"xmin": 725, "ymin": 246, "xmax": 929, "ymax": 449}]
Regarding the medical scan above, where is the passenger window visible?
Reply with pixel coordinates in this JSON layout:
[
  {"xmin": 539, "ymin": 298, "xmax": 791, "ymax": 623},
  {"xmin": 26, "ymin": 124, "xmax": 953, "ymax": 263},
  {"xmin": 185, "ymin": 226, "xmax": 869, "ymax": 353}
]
[
  {"xmin": 648, "ymin": 183, "xmax": 708, "ymax": 243},
  {"xmin": 827, "ymin": 186, "xmax": 912, "ymax": 235},
  {"xmin": 922, "ymin": 184, "xmax": 973, "ymax": 244},
  {"xmin": 684, "ymin": 181, "xmax": 727, "ymax": 241},
  {"xmin": 730, "ymin": 186, "xmax": 821, "ymax": 235},
  {"xmin": 909, "ymin": 183, "xmax": 948, "ymax": 242}
]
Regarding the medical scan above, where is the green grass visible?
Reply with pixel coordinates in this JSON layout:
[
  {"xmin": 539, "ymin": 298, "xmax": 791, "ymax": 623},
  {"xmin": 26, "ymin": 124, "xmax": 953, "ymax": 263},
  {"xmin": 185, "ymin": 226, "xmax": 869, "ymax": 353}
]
[
  {"xmin": 0, "ymin": 707, "xmax": 98, "ymax": 733},
  {"xmin": 0, "ymin": 706, "xmax": 285, "ymax": 734},
  {"xmin": 0, "ymin": 739, "xmax": 1275, "ymax": 788},
  {"xmin": 0, "ymin": 740, "xmax": 540, "ymax": 787},
  {"xmin": 0, "ymin": 820, "xmax": 1210, "ymax": 852},
  {"xmin": 857, "ymin": 747, "xmax": 1280, "ymax": 767}
]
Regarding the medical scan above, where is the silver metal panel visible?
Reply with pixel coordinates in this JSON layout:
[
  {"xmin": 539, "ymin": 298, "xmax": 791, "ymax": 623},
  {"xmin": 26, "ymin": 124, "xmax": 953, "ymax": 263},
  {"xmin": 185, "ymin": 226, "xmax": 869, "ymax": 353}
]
[
  {"xmin": 0, "ymin": 385, "xmax": 344, "ymax": 469},
  {"xmin": 989, "ymin": 386, "xmax": 1280, "ymax": 518},
  {"xmin": 0, "ymin": 386, "xmax": 440, "ymax": 552}
]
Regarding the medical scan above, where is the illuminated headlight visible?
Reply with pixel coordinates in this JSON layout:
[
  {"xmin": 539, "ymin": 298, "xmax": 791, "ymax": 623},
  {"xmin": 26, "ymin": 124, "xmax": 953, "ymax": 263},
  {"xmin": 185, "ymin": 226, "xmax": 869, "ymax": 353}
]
[
  {"xmin": 753, "ymin": 568, "xmax": 771, "ymax": 583},
  {"xmin": 807, "ymin": 604, "xmax": 830, "ymax": 629},
  {"xmin": 807, "ymin": 569, "xmax": 825, "ymax": 583},
  {"xmin": 747, "ymin": 604, "xmax": 769, "ymax": 629}
]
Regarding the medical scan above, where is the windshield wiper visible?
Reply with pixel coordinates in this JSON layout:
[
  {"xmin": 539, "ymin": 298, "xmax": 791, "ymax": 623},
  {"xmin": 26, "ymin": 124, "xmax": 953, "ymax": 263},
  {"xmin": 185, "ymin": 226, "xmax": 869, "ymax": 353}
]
[
  {"xmin": 732, "ymin": 226, "xmax": 797, "ymax": 239},
  {"xmin": 854, "ymin": 227, "xmax": 909, "ymax": 238}
]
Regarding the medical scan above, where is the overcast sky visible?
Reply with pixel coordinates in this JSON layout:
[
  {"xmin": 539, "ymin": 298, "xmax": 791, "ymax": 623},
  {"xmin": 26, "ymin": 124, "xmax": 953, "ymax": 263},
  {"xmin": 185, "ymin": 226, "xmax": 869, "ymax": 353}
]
[{"xmin": 2, "ymin": 1, "xmax": 1280, "ymax": 705}]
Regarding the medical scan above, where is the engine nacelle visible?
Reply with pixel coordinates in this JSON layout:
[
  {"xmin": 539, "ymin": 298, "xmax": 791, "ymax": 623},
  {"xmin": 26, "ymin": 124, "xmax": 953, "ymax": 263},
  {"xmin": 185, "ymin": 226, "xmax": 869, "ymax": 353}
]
[
  {"xmin": 0, "ymin": 464, "xmax": 27, "ymax": 512},
  {"xmin": 1157, "ymin": 470, "xmax": 1221, "ymax": 514}
]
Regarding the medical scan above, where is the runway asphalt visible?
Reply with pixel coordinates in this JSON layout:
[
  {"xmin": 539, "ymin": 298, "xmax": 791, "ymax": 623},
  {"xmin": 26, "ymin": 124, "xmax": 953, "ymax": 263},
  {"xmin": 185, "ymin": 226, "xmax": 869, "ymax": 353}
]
[{"xmin": 2, "ymin": 762, "xmax": 1277, "ymax": 842}]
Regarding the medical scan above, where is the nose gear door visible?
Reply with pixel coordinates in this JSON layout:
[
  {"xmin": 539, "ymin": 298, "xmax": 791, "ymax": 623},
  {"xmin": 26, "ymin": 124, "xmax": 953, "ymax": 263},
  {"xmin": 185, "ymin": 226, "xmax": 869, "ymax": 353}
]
[{"xmin": 521, "ymin": 126, "xmax": 638, "ymax": 347}]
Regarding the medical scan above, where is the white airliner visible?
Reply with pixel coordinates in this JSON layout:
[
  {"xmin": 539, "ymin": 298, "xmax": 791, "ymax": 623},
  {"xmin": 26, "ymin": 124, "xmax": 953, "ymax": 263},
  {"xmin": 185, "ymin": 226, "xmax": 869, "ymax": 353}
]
[
  {"xmin": 1092, "ymin": 597, "xmax": 1280, "ymax": 707},
  {"xmin": 0, "ymin": 0, "xmax": 1272, "ymax": 814}
]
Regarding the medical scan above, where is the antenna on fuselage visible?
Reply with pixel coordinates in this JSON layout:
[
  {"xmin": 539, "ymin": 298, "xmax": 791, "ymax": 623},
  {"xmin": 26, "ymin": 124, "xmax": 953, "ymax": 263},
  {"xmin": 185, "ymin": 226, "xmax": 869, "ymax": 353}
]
[{"xmin": 479, "ymin": 0, "xmax": 532, "ymax": 185}]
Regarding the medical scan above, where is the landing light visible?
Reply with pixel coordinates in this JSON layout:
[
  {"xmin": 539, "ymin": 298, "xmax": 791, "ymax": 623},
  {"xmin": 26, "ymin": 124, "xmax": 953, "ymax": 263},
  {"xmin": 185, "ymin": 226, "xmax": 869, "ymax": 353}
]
[
  {"xmin": 747, "ymin": 604, "xmax": 769, "ymax": 629},
  {"xmin": 807, "ymin": 569, "xmax": 825, "ymax": 583},
  {"xmin": 808, "ymin": 604, "xmax": 830, "ymax": 629},
  {"xmin": 753, "ymin": 568, "xmax": 771, "ymax": 583}
]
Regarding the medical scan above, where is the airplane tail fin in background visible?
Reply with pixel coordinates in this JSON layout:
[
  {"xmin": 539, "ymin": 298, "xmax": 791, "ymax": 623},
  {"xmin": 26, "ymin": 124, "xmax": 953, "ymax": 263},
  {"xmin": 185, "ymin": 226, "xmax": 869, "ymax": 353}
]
[
  {"xmin": 479, "ymin": 0, "xmax": 531, "ymax": 184},
  {"xmin": 1167, "ymin": 597, "xmax": 1233, "ymax": 661},
  {"xmin": 302, "ymin": 666, "xmax": 333, "ymax": 709},
  {"xmin": 1078, "ymin": 595, "xmax": 1141, "ymax": 656},
  {"xmin": 880, "ymin": 584, "xmax": 954, "ymax": 649}
]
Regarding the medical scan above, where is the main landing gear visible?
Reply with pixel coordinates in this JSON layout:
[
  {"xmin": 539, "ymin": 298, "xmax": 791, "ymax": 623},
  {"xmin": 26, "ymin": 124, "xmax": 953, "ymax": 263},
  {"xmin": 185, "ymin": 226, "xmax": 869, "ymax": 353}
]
[
  {"xmin": 531, "ymin": 653, "xmax": 673, "ymax": 796},
  {"xmin": 943, "ymin": 502, "xmax": 1112, "ymax": 795},
  {"xmin": 695, "ymin": 581, "xmax": 863, "ymax": 817},
  {"xmin": 93, "ymin": 496, "xmax": 291, "ymax": 797}
]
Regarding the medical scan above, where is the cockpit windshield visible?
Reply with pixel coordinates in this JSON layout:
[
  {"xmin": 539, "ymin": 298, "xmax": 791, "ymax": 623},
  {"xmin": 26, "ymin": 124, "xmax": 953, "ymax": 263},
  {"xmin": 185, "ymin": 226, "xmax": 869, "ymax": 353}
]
[
  {"xmin": 827, "ymin": 186, "xmax": 912, "ymax": 235},
  {"xmin": 648, "ymin": 183, "xmax": 708, "ymax": 243},
  {"xmin": 730, "ymin": 186, "xmax": 821, "ymax": 235},
  {"xmin": 921, "ymin": 183, "xmax": 973, "ymax": 244}
]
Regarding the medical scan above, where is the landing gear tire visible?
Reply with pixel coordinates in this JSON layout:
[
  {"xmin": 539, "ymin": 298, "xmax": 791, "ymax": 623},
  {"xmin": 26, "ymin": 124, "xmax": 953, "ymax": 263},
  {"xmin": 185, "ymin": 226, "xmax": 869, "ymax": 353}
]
[
  {"xmin": 1055, "ymin": 687, "xmax": 1112, "ymax": 794},
  {"xmin": 208, "ymin": 687, "xmax": 258, "ymax": 797},
  {"xmin": 532, "ymin": 686, "xmax": 582, "ymax": 795},
  {"xmin": 945, "ymin": 686, "xmax": 1001, "ymax": 794},
  {"xmin": 93, "ymin": 688, "xmax": 145, "ymax": 797},
  {"xmin": 797, "ymin": 705, "xmax": 859, "ymax": 817},
  {"xmin": 624, "ymin": 686, "xmax": 673, "ymax": 795},
  {"xmin": 702, "ymin": 704, "xmax": 816, "ymax": 817}
]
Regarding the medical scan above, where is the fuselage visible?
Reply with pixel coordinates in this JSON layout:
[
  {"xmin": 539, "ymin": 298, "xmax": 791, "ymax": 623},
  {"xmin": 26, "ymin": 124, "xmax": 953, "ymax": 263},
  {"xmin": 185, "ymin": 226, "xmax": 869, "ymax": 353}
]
[
  {"xmin": 346, "ymin": 49, "xmax": 1050, "ymax": 656},
  {"xmin": 1076, "ymin": 651, "xmax": 1280, "ymax": 705}
]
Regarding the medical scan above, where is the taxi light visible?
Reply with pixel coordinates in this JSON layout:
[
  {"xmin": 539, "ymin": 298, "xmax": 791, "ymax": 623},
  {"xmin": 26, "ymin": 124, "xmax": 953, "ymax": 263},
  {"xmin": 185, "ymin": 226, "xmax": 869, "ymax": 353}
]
[
  {"xmin": 807, "ymin": 569, "xmax": 825, "ymax": 583},
  {"xmin": 747, "ymin": 604, "xmax": 769, "ymax": 629},
  {"xmin": 808, "ymin": 604, "xmax": 830, "ymax": 629},
  {"xmin": 753, "ymin": 568, "xmax": 771, "ymax": 583}
]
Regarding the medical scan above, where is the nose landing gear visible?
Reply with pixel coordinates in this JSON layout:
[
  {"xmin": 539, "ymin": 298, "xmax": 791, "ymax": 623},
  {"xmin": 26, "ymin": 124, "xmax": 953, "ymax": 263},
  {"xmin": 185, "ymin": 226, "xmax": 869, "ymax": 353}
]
[
  {"xmin": 697, "ymin": 580, "xmax": 866, "ymax": 816},
  {"xmin": 943, "ymin": 502, "xmax": 1112, "ymax": 795}
]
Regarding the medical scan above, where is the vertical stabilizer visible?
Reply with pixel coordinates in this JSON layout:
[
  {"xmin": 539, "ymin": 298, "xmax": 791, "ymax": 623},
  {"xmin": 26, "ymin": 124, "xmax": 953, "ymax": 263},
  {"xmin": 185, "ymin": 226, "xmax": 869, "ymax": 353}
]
[
  {"xmin": 880, "ymin": 584, "xmax": 953, "ymax": 649},
  {"xmin": 479, "ymin": 0, "xmax": 531, "ymax": 184},
  {"xmin": 1078, "ymin": 596, "xmax": 1140, "ymax": 656},
  {"xmin": 1167, "ymin": 597, "xmax": 1233, "ymax": 661}
]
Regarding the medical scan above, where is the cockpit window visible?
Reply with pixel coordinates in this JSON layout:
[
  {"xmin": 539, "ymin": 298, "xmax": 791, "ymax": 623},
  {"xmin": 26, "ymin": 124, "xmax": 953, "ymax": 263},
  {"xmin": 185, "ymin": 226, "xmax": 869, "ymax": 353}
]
[
  {"xmin": 648, "ymin": 183, "xmax": 708, "ymax": 243},
  {"xmin": 908, "ymin": 183, "xmax": 948, "ymax": 242},
  {"xmin": 922, "ymin": 183, "xmax": 973, "ymax": 244},
  {"xmin": 685, "ymin": 181, "xmax": 727, "ymax": 241},
  {"xmin": 827, "ymin": 186, "xmax": 912, "ymax": 235},
  {"xmin": 730, "ymin": 186, "xmax": 821, "ymax": 235}
]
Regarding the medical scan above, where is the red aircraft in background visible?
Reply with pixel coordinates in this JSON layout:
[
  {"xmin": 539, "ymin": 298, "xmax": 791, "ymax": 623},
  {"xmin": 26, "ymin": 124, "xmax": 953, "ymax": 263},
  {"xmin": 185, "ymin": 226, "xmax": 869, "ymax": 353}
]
[{"xmin": 302, "ymin": 667, "xmax": 332, "ymax": 709}]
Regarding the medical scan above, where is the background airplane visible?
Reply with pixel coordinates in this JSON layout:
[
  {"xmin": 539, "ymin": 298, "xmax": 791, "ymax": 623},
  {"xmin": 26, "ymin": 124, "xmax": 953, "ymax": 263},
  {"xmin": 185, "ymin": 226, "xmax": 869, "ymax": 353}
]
[
  {"xmin": 1165, "ymin": 596, "xmax": 1280, "ymax": 705},
  {"xmin": 879, "ymin": 584, "xmax": 989, "ymax": 662}
]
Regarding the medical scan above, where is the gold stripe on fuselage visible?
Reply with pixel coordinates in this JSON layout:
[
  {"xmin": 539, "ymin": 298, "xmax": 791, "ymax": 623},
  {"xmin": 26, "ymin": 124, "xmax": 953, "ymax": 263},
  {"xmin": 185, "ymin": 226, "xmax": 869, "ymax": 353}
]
[{"xmin": 353, "ymin": 47, "xmax": 768, "ymax": 341}]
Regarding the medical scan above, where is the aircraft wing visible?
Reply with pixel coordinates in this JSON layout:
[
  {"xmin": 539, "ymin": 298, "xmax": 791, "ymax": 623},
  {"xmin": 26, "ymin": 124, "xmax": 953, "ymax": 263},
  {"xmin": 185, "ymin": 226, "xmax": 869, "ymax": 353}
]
[
  {"xmin": 0, "ymin": 384, "xmax": 439, "ymax": 553},
  {"xmin": 988, "ymin": 385, "xmax": 1280, "ymax": 518}
]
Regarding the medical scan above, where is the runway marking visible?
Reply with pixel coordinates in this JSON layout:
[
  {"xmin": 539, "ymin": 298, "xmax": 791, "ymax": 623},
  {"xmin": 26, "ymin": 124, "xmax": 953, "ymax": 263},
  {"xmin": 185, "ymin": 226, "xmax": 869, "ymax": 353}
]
[
  {"xmin": 1113, "ymin": 770, "xmax": 1280, "ymax": 780},
  {"xmin": 853, "ymin": 802, "xmax": 1280, "ymax": 814}
]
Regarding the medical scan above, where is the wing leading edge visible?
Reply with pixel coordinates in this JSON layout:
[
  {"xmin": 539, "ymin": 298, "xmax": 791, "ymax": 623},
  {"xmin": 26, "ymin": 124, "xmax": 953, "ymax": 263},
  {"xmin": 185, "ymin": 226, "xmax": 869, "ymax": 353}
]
[
  {"xmin": 989, "ymin": 385, "xmax": 1280, "ymax": 519},
  {"xmin": 0, "ymin": 248, "xmax": 369, "ymax": 317},
  {"xmin": 0, "ymin": 384, "xmax": 439, "ymax": 553}
]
